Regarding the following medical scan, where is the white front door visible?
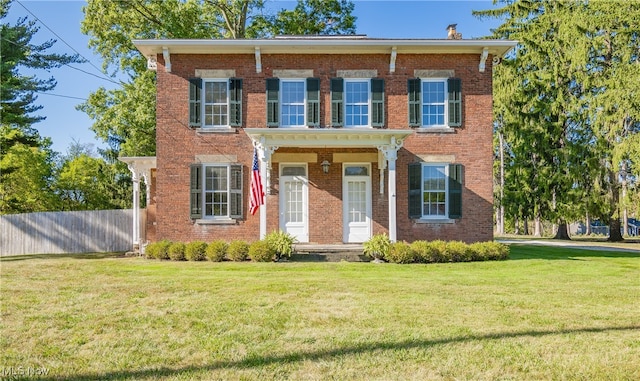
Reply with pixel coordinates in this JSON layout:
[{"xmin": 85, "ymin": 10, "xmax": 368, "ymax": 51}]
[
  {"xmin": 279, "ymin": 164, "xmax": 309, "ymax": 243},
  {"xmin": 343, "ymin": 164, "xmax": 372, "ymax": 243}
]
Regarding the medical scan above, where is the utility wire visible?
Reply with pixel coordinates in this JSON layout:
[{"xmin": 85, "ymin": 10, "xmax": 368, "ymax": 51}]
[
  {"xmin": 16, "ymin": 0, "xmax": 122, "ymax": 87},
  {"xmin": 35, "ymin": 92, "xmax": 88, "ymax": 101}
]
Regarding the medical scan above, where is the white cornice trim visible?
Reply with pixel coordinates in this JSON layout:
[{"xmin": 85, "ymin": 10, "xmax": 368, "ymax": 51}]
[
  {"xmin": 244, "ymin": 128, "xmax": 414, "ymax": 148},
  {"xmin": 133, "ymin": 38, "xmax": 517, "ymax": 59}
]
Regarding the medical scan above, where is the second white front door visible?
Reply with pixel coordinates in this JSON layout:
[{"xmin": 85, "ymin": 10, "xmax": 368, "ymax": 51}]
[
  {"xmin": 343, "ymin": 164, "xmax": 372, "ymax": 243},
  {"xmin": 279, "ymin": 164, "xmax": 309, "ymax": 243}
]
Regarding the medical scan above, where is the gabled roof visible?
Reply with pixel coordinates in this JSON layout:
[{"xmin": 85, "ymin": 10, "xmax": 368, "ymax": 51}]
[{"xmin": 133, "ymin": 36, "xmax": 517, "ymax": 58}]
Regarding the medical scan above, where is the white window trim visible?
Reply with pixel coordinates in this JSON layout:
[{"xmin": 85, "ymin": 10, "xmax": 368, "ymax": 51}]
[
  {"xmin": 344, "ymin": 78, "xmax": 372, "ymax": 128},
  {"xmin": 279, "ymin": 79, "xmax": 307, "ymax": 128},
  {"xmin": 421, "ymin": 163, "xmax": 449, "ymax": 219},
  {"xmin": 421, "ymin": 78, "xmax": 448, "ymax": 128},
  {"xmin": 201, "ymin": 78, "xmax": 231, "ymax": 129},
  {"xmin": 202, "ymin": 163, "xmax": 233, "ymax": 220}
]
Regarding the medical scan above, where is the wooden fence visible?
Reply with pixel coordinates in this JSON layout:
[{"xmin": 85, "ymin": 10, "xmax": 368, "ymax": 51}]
[{"xmin": 0, "ymin": 209, "xmax": 144, "ymax": 256}]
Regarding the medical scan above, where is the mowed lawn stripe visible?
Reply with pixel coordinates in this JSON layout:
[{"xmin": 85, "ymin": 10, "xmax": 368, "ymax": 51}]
[{"xmin": 1, "ymin": 245, "xmax": 638, "ymax": 380}]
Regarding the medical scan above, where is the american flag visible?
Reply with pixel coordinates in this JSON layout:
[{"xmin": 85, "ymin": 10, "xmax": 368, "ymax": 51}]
[{"xmin": 249, "ymin": 148, "xmax": 265, "ymax": 215}]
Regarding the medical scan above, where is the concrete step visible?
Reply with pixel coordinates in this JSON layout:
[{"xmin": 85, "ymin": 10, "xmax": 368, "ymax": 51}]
[{"xmin": 291, "ymin": 244, "xmax": 370, "ymax": 262}]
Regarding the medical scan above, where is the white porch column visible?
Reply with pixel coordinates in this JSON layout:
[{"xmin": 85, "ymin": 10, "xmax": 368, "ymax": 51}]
[
  {"xmin": 119, "ymin": 157, "xmax": 157, "ymax": 253},
  {"xmin": 378, "ymin": 137, "xmax": 404, "ymax": 243},
  {"xmin": 255, "ymin": 140, "xmax": 278, "ymax": 240},
  {"xmin": 131, "ymin": 169, "xmax": 141, "ymax": 248}
]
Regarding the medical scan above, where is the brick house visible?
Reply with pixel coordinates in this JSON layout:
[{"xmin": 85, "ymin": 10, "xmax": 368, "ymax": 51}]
[{"xmin": 125, "ymin": 35, "xmax": 515, "ymax": 248}]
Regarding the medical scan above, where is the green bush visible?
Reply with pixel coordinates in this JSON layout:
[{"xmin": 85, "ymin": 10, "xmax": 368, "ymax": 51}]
[
  {"xmin": 445, "ymin": 241, "xmax": 472, "ymax": 262},
  {"xmin": 427, "ymin": 240, "xmax": 448, "ymax": 263},
  {"xmin": 168, "ymin": 242, "xmax": 186, "ymax": 261},
  {"xmin": 227, "ymin": 240, "xmax": 249, "ymax": 262},
  {"xmin": 363, "ymin": 233, "xmax": 391, "ymax": 261},
  {"xmin": 386, "ymin": 241, "xmax": 416, "ymax": 264},
  {"xmin": 264, "ymin": 230, "xmax": 296, "ymax": 259},
  {"xmin": 482, "ymin": 241, "xmax": 510, "ymax": 260},
  {"xmin": 145, "ymin": 240, "xmax": 171, "ymax": 260},
  {"xmin": 185, "ymin": 241, "xmax": 208, "ymax": 261},
  {"xmin": 249, "ymin": 240, "xmax": 275, "ymax": 262},
  {"xmin": 206, "ymin": 240, "xmax": 228, "ymax": 262}
]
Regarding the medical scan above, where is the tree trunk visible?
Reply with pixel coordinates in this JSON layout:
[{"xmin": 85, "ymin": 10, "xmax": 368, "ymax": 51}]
[
  {"xmin": 585, "ymin": 212, "xmax": 592, "ymax": 235},
  {"xmin": 497, "ymin": 131, "xmax": 505, "ymax": 235},
  {"xmin": 554, "ymin": 220, "xmax": 571, "ymax": 240},
  {"xmin": 622, "ymin": 160, "xmax": 628, "ymax": 237},
  {"xmin": 514, "ymin": 215, "xmax": 520, "ymax": 235},
  {"xmin": 534, "ymin": 214, "xmax": 542, "ymax": 237},
  {"xmin": 608, "ymin": 167, "xmax": 624, "ymax": 242},
  {"xmin": 523, "ymin": 216, "xmax": 529, "ymax": 235}
]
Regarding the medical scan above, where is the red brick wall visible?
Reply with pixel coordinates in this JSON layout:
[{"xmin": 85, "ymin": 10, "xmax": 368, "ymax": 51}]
[{"xmin": 153, "ymin": 51, "xmax": 494, "ymax": 243}]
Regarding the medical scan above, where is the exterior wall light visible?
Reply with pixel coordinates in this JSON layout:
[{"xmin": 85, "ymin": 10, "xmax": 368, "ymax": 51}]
[{"xmin": 321, "ymin": 160, "xmax": 331, "ymax": 174}]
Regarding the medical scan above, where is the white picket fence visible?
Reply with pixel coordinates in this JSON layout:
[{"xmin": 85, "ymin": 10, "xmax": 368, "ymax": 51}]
[{"xmin": 0, "ymin": 209, "xmax": 143, "ymax": 256}]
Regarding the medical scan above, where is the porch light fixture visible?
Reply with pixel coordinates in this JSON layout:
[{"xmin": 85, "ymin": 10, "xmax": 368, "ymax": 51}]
[{"xmin": 321, "ymin": 160, "xmax": 331, "ymax": 174}]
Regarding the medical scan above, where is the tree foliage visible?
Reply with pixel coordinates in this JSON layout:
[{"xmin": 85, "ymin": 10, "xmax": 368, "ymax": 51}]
[
  {"xmin": 79, "ymin": 0, "xmax": 357, "ymax": 158},
  {"xmin": 477, "ymin": 0, "xmax": 640, "ymax": 240},
  {"xmin": 0, "ymin": 0, "xmax": 83, "ymax": 214}
]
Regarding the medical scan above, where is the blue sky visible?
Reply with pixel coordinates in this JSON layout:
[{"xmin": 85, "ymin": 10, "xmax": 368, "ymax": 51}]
[{"xmin": 5, "ymin": 0, "xmax": 502, "ymax": 155}]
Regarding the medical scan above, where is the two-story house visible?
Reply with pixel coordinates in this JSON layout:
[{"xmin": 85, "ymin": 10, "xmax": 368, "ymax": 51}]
[{"xmin": 126, "ymin": 35, "xmax": 515, "ymax": 248}]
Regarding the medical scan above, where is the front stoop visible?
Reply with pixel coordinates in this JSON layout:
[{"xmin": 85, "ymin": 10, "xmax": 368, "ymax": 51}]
[{"xmin": 292, "ymin": 244, "xmax": 369, "ymax": 262}]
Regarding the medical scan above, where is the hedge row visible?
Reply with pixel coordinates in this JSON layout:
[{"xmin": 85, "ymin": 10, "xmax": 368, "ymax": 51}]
[{"xmin": 385, "ymin": 240, "xmax": 509, "ymax": 264}]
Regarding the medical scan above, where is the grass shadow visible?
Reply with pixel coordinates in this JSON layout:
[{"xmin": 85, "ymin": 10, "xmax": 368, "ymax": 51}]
[
  {"xmin": 0, "ymin": 252, "xmax": 127, "ymax": 262},
  {"xmin": 508, "ymin": 244, "xmax": 640, "ymax": 260},
  {"xmin": 31, "ymin": 325, "xmax": 639, "ymax": 381}
]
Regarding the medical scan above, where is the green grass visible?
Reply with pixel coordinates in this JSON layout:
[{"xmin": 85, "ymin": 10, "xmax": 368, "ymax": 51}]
[{"xmin": 1, "ymin": 246, "xmax": 639, "ymax": 380}]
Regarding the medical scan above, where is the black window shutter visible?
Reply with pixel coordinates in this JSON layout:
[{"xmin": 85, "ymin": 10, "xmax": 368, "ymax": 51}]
[
  {"xmin": 266, "ymin": 78, "xmax": 279, "ymax": 127},
  {"xmin": 448, "ymin": 164, "xmax": 463, "ymax": 219},
  {"xmin": 229, "ymin": 78, "xmax": 242, "ymax": 127},
  {"xmin": 306, "ymin": 78, "xmax": 320, "ymax": 127},
  {"xmin": 408, "ymin": 79, "xmax": 421, "ymax": 127},
  {"xmin": 408, "ymin": 162, "xmax": 422, "ymax": 219},
  {"xmin": 330, "ymin": 78, "xmax": 343, "ymax": 127},
  {"xmin": 371, "ymin": 78, "xmax": 384, "ymax": 128},
  {"xmin": 448, "ymin": 78, "xmax": 462, "ymax": 127},
  {"xmin": 230, "ymin": 164, "xmax": 243, "ymax": 218},
  {"xmin": 189, "ymin": 78, "xmax": 202, "ymax": 128},
  {"xmin": 190, "ymin": 164, "xmax": 202, "ymax": 219}
]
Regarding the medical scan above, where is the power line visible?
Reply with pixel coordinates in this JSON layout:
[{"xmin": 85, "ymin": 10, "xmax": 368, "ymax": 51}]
[
  {"xmin": 15, "ymin": 0, "xmax": 121, "ymax": 87},
  {"xmin": 35, "ymin": 92, "xmax": 88, "ymax": 101}
]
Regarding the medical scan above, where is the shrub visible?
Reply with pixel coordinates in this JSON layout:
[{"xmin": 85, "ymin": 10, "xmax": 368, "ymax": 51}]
[
  {"xmin": 249, "ymin": 240, "xmax": 275, "ymax": 262},
  {"xmin": 168, "ymin": 242, "xmax": 186, "ymax": 261},
  {"xmin": 363, "ymin": 233, "xmax": 391, "ymax": 262},
  {"xmin": 145, "ymin": 240, "xmax": 171, "ymax": 260},
  {"xmin": 206, "ymin": 240, "xmax": 228, "ymax": 262},
  {"xmin": 227, "ymin": 240, "xmax": 249, "ymax": 262},
  {"xmin": 410, "ymin": 240, "xmax": 431, "ymax": 263},
  {"xmin": 386, "ymin": 241, "xmax": 416, "ymax": 264},
  {"xmin": 483, "ymin": 241, "xmax": 510, "ymax": 260},
  {"xmin": 427, "ymin": 240, "xmax": 448, "ymax": 263},
  {"xmin": 264, "ymin": 230, "xmax": 296, "ymax": 260},
  {"xmin": 445, "ymin": 241, "xmax": 472, "ymax": 262},
  {"xmin": 185, "ymin": 241, "xmax": 208, "ymax": 261}
]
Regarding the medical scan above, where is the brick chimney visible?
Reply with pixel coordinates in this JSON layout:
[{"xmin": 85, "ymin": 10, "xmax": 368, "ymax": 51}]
[{"xmin": 447, "ymin": 24, "xmax": 462, "ymax": 40}]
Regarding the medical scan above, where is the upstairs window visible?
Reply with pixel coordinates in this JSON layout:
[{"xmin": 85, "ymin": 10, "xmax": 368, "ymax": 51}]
[
  {"xmin": 266, "ymin": 78, "xmax": 320, "ymax": 127},
  {"xmin": 331, "ymin": 78, "xmax": 384, "ymax": 128},
  {"xmin": 189, "ymin": 78, "xmax": 242, "ymax": 128},
  {"xmin": 408, "ymin": 78, "xmax": 462, "ymax": 128}
]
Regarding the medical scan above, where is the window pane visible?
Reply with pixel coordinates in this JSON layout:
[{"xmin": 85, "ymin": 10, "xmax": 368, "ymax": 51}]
[
  {"xmin": 282, "ymin": 166, "xmax": 306, "ymax": 176},
  {"xmin": 281, "ymin": 81, "xmax": 305, "ymax": 127},
  {"xmin": 203, "ymin": 80, "xmax": 228, "ymax": 127},
  {"xmin": 422, "ymin": 165, "xmax": 447, "ymax": 217},
  {"xmin": 421, "ymin": 80, "xmax": 446, "ymax": 127},
  {"xmin": 345, "ymin": 81, "xmax": 369, "ymax": 127},
  {"xmin": 345, "ymin": 166, "xmax": 369, "ymax": 176}
]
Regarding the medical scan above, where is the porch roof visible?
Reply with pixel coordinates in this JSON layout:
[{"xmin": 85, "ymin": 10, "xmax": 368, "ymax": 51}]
[{"xmin": 244, "ymin": 128, "xmax": 414, "ymax": 148}]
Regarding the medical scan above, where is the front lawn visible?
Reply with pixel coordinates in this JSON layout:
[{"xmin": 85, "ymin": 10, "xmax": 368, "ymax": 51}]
[{"xmin": 1, "ymin": 245, "xmax": 639, "ymax": 380}]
